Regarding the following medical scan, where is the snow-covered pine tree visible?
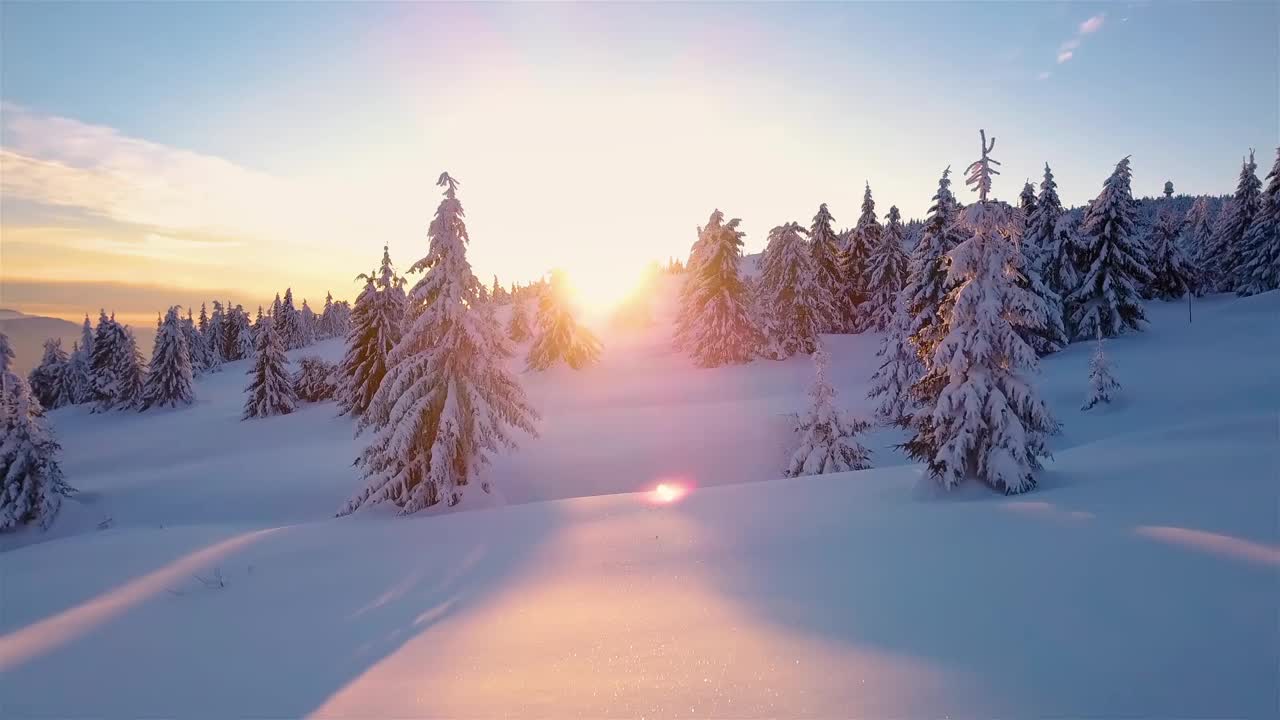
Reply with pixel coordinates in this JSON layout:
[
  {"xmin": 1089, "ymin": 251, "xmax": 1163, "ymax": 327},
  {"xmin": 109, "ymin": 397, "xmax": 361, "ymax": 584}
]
[
  {"xmin": 673, "ymin": 212, "xmax": 724, "ymax": 350},
  {"xmin": 1019, "ymin": 179, "xmax": 1038, "ymax": 219},
  {"xmin": 114, "ymin": 328, "xmax": 146, "ymax": 410},
  {"xmin": 755, "ymin": 221, "xmax": 828, "ymax": 359},
  {"xmin": 679, "ymin": 210, "xmax": 761, "ymax": 366},
  {"xmin": 1183, "ymin": 196, "xmax": 1215, "ymax": 265},
  {"xmin": 140, "ymin": 306, "xmax": 194, "ymax": 410},
  {"xmin": 527, "ymin": 269, "xmax": 602, "ymax": 370},
  {"xmin": 88, "ymin": 310, "xmax": 129, "ymax": 412},
  {"xmin": 336, "ymin": 247, "xmax": 406, "ymax": 417},
  {"xmin": 1014, "ymin": 202, "xmax": 1068, "ymax": 356},
  {"xmin": 29, "ymin": 339, "xmax": 70, "ymax": 410},
  {"xmin": 343, "ymin": 172, "xmax": 538, "ymax": 513},
  {"xmin": 841, "ymin": 182, "xmax": 881, "ymax": 329},
  {"xmin": 299, "ymin": 299, "xmax": 317, "ymax": 347},
  {"xmin": 64, "ymin": 340, "xmax": 92, "ymax": 405},
  {"xmin": 198, "ymin": 303, "xmax": 209, "ymax": 335},
  {"xmin": 181, "ymin": 308, "xmax": 208, "ymax": 375},
  {"xmin": 318, "ymin": 292, "xmax": 336, "ymax": 339},
  {"xmin": 1147, "ymin": 206, "xmax": 1199, "ymax": 299},
  {"xmin": 231, "ymin": 305, "xmax": 255, "ymax": 360},
  {"xmin": 0, "ymin": 334, "xmax": 74, "ymax": 531},
  {"xmin": 1236, "ymin": 147, "xmax": 1280, "ymax": 296},
  {"xmin": 867, "ymin": 295, "xmax": 919, "ymax": 425},
  {"xmin": 217, "ymin": 303, "xmax": 238, "ymax": 361},
  {"xmin": 1081, "ymin": 331, "xmax": 1120, "ymax": 411},
  {"xmin": 1027, "ymin": 164, "xmax": 1066, "ymax": 289},
  {"xmin": 808, "ymin": 204, "xmax": 847, "ymax": 333},
  {"xmin": 242, "ymin": 318, "xmax": 296, "ymax": 419},
  {"xmin": 1066, "ymin": 157, "xmax": 1152, "ymax": 340},
  {"xmin": 1201, "ymin": 151, "xmax": 1262, "ymax": 292},
  {"xmin": 293, "ymin": 356, "xmax": 338, "ymax": 402},
  {"xmin": 491, "ymin": 275, "xmax": 509, "ymax": 304},
  {"xmin": 205, "ymin": 301, "xmax": 227, "ymax": 369},
  {"xmin": 330, "ymin": 300, "xmax": 352, "ymax": 337},
  {"xmin": 901, "ymin": 167, "xmax": 963, "ymax": 370},
  {"xmin": 905, "ymin": 130, "xmax": 1056, "ymax": 495},
  {"xmin": 863, "ymin": 205, "xmax": 911, "ymax": 332},
  {"xmin": 786, "ymin": 344, "xmax": 872, "ymax": 477},
  {"xmin": 276, "ymin": 289, "xmax": 303, "ymax": 351},
  {"xmin": 507, "ymin": 297, "xmax": 533, "ymax": 342}
]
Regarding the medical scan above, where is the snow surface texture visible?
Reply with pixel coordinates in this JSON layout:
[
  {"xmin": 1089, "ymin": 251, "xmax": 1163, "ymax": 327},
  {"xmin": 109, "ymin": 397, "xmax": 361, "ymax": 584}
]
[{"xmin": 1, "ymin": 282, "xmax": 1277, "ymax": 718}]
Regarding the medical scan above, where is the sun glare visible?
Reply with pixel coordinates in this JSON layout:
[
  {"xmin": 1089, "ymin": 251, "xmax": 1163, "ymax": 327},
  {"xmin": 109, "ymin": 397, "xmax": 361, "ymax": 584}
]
[
  {"xmin": 560, "ymin": 263, "xmax": 652, "ymax": 315},
  {"xmin": 650, "ymin": 482, "xmax": 689, "ymax": 505}
]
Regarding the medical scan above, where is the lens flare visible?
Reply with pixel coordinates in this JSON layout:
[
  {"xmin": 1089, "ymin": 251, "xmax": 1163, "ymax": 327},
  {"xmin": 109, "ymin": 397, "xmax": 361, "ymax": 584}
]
[{"xmin": 650, "ymin": 482, "xmax": 688, "ymax": 505}]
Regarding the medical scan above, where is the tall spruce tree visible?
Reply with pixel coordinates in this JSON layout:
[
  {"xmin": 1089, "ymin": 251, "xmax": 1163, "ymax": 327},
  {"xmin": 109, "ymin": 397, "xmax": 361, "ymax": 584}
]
[
  {"xmin": 1015, "ymin": 204, "xmax": 1068, "ymax": 356},
  {"xmin": 115, "ymin": 328, "xmax": 146, "ymax": 410},
  {"xmin": 140, "ymin": 306, "xmax": 194, "ymax": 410},
  {"xmin": 1182, "ymin": 196, "xmax": 1215, "ymax": 266},
  {"xmin": 64, "ymin": 341, "xmax": 92, "ymax": 405},
  {"xmin": 842, "ymin": 182, "xmax": 881, "ymax": 329},
  {"xmin": 1, "ymin": 334, "xmax": 74, "ymax": 531},
  {"xmin": 867, "ymin": 295, "xmax": 919, "ymax": 425},
  {"xmin": 205, "ymin": 301, "xmax": 227, "ymax": 369},
  {"xmin": 905, "ymin": 130, "xmax": 1056, "ymax": 495},
  {"xmin": 343, "ymin": 172, "xmax": 537, "ymax": 514},
  {"xmin": 1201, "ymin": 151, "xmax": 1262, "ymax": 292},
  {"xmin": 276, "ymin": 289, "xmax": 303, "ymax": 351},
  {"xmin": 1147, "ymin": 206, "xmax": 1199, "ymax": 300},
  {"xmin": 337, "ymin": 247, "xmax": 406, "ymax": 417},
  {"xmin": 1028, "ymin": 164, "xmax": 1068, "ymax": 291},
  {"xmin": 902, "ymin": 167, "xmax": 964, "ymax": 369},
  {"xmin": 673, "ymin": 212, "xmax": 723, "ymax": 350},
  {"xmin": 808, "ymin": 204, "xmax": 847, "ymax": 333},
  {"xmin": 181, "ymin": 308, "xmax": 209, "ymax": 375},
  {"xmin": 299, "ymin": 299, "xmax": 317, "ymax": 347},
  {"xmin": 507, "ymin": 297, "xmax": 533, "ymax": 342},
  {"xmin": 1236, "ymin": 147, "xmax": 1280, "ymax": 296},
  {"xmin": 242, "ymin": 318, "xmax": 296, "ymax": 419},
  {"xmin": 678, "ymin": 210, "xmax": 760, "ymax": 367},
  {"xmin": 755, "ymin": 221, "xmax": 829, "ymax": 359},
  {"xmin": 527, "ymin": 270, "xmax": 602, "ymax": 370},
  {"xmin": 231, "ymin": 305, "xmax": 255, "ymax": 360},
  {"xmin": 863, "ymin": 205, "xmax": 911, "ymax": 331},
  {"xmin": 1019, "ymin": 180, "xmax": 1038, "ymax": 221},
  {"xmin": 1066, "ymin": 156, "xmax": 1153, "ymax": 339},
  {"xmin": 29, "ymin": 339, "xmax": 71, "ymax": 410},
  {"xmin": 88, "ymin": 310, "xmax": 136, "ymax": 412}
]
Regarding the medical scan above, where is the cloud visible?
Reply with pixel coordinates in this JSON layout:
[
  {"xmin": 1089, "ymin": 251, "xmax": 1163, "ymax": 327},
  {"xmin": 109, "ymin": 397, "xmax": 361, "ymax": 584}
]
[
  {"xmin": 1043, "ymin": 12, "xmax": 1107, "ymax": 71},
  {"xmin": 1038, "ymin": 71, "xmax": 1052, "ymax": 81},
  {"xmin": 0, "ymin": 103, "xmax": 413, "ymax": 253},
  {"xmin": 1079, "ymin": 13, "xmax": 1106, "ymax": 34},
  {"xmin": 64, "ymin": 233, "xmax": 245, "ymax": 264}
]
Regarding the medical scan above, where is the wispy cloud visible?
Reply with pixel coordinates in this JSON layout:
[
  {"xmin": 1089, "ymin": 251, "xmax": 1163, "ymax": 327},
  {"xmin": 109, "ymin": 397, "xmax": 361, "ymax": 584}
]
[
  {"xmin": 1044, "ymin": 12, "xmax": 1107, "ymax": 71},
  {"xmin": 1079, "ymin": 14, "xmax": 1106, "ymax": 34},
  {"xmin": 0, "ymin": 103, "xmax": 423, "ymax": 305},
  {"xmin": 1037, "ymin": 71, "xmax": 1052, "ymax": 81}
]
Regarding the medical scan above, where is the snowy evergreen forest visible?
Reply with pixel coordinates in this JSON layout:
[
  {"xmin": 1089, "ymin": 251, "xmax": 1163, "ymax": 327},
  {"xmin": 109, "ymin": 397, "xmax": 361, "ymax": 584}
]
[{"xmin": 4, "ymin": 139, "xmax": 1279, "ymax": 529}]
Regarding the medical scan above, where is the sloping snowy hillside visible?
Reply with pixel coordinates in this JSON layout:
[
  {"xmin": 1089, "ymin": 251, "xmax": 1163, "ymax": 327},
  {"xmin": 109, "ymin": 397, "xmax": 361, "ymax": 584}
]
[{"xmin": 1, "ymin": 286, "xmax": 1276, "ymax": 718}]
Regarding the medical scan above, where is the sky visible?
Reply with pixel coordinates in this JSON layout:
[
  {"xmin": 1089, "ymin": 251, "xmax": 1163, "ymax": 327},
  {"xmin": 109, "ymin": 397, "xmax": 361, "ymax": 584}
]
[{"xmin": 2, "ymin": 1, "xmax": 1277, "ymax": 323}]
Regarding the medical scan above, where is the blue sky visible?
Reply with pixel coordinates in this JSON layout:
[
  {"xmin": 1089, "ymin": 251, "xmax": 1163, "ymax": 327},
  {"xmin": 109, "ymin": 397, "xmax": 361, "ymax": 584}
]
[{"xmin": 2, "ymin": 1, "xmax": 1276, "ymax": 320}]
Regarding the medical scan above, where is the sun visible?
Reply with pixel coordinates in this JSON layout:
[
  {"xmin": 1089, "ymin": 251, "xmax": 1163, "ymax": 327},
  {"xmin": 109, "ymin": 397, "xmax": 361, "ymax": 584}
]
[{"xmin": 558, "ymin": 262, "xmax": 654, "ymax": 315}]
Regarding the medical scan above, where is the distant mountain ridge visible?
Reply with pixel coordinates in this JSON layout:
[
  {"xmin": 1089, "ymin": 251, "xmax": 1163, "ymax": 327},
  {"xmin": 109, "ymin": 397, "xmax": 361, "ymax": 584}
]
[{"xmin": 0, "ymin": 308, "xmax": 156, "ymax": 375}]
